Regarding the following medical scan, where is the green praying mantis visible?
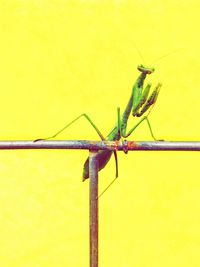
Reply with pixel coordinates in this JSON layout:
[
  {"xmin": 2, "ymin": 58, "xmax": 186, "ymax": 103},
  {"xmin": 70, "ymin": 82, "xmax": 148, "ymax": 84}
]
[{"xmin": 36, "ymin": 64, "xmax": 162, "ymax": 186}]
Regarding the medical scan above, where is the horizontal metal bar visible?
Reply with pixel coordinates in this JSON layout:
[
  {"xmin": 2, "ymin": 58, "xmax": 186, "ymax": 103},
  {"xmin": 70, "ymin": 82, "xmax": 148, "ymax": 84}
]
[{"xmin": 0, "ymin": 140, "xmax": 199, "ymax": 151}]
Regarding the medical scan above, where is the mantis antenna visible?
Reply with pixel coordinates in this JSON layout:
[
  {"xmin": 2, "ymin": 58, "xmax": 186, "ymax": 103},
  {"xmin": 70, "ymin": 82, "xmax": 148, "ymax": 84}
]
[
  {"xmin": 133, "ymin": 43, "xmax": 146, "ymax": 65},
  {"xmin": 150, "ymin": 48, "xmax": 183, "ymax": 65}
]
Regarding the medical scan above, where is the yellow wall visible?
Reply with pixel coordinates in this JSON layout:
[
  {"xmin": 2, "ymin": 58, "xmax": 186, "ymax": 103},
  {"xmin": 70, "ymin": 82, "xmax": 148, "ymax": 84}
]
[{"xmin": 0, "ymin": 1, "xmax": 200, "ymax": 266}]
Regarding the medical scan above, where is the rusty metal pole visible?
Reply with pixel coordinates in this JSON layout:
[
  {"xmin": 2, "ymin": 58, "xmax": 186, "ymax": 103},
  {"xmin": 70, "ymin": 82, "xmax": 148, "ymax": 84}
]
[
  {"xmin": 0, "ymin": 140, "xmax": 200, "ymax": 151},
  {"xmin": 89, "ymin": 150, "xmax": 99, "ymax": 267}
]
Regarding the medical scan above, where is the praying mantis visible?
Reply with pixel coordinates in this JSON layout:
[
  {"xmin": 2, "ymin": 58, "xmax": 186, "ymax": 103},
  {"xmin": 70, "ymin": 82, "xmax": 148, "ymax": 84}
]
[{"xmin": 36, "ymin": 64, "xmax": 162, "ymax": 183}]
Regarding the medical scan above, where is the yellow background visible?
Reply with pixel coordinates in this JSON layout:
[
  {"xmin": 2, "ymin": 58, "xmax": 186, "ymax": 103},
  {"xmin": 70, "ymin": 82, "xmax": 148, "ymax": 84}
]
[{"xmin": 0, "ymin": 1, "xmax": 200, "ymax": 266}]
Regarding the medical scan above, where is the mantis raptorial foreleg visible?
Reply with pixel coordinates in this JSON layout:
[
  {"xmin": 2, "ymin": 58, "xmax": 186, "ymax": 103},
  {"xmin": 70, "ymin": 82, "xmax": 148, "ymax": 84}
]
[{"xmin": 117, "ymin": 82, "xmax": 162, "ymax": 141}]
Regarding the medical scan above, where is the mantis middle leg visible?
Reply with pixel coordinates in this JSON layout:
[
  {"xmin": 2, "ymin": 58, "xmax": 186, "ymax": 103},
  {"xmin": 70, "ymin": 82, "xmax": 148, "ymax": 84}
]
[{"xmin": 117, "ymin": 108, "xmax": 159, "ymax": 141}]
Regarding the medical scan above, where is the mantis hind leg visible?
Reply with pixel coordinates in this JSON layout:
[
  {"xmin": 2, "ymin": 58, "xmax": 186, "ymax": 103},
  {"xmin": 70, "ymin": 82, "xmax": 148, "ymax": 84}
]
[
  {"xmin": 35, "ymin": 113, "xmax": 119, "ymax": 182},
  {"xmin": 114, "ymin": 150, "xmax": 118, "ymax": 178},
  {"xmin": 97, "ymin": 150, "xmax": 119, "ymax": 198},
  {"xmin": 35, "ymin": 113, "xmax": 106, "ymax": 141}
]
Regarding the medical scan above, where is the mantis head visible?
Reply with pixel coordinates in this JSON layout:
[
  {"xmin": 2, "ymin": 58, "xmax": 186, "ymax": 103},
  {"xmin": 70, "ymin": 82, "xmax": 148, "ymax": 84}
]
[{"xmin": 137, "ymin": 64, "xmax": 155, "ymax": 74}]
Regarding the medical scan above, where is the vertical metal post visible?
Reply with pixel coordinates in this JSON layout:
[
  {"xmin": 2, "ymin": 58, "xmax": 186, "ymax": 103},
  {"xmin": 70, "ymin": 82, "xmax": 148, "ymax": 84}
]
[{"xmin": 89, "ymin": 150, "xmax": 99, "ymax": 267}]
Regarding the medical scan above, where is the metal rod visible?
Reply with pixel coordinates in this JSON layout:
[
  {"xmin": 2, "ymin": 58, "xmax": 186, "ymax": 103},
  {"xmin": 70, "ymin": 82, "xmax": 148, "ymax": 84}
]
[
  {"xmin": 89, "ymin": 150, "xmax": 99, "ymax": 267},
  {"xmin": 0, "ymin": 140, "xmax": 199, "ymax": 151},
  {"xmin": 0, "ymin": 139, "xmax": 199, "ymax": 267}
]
